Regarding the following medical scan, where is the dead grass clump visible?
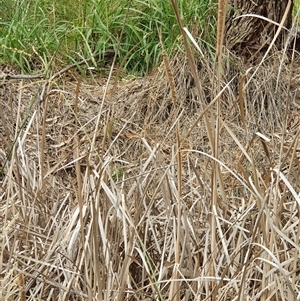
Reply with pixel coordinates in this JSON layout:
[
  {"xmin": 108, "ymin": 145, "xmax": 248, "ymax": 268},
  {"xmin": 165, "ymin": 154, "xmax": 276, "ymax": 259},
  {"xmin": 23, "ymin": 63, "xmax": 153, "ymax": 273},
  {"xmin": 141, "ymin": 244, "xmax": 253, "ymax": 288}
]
[{"xmin": 1, "ymin": 46, "xmax": 300, "ymax": 300}]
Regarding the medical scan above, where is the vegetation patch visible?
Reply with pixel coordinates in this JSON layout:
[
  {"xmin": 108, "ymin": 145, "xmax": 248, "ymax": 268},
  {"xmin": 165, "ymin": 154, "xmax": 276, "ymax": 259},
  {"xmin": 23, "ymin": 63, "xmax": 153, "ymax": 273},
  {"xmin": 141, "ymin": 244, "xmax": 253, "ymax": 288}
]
[
  {"xmin": 1, "ymin": 1, "xmax": 300, "ymax": 301},
  {"xmin": 0, "ymin": 0, "xmax": 217, "ymax": 75}
]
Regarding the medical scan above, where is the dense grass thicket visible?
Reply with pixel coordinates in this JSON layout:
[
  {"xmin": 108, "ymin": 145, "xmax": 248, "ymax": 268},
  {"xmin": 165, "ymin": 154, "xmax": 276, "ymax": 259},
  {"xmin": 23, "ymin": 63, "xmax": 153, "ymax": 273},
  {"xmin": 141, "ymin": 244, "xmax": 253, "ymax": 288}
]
[
  {"xmin": 0, "ymin": 0, "xmax": 217, "ymax": 75},
  {"xmin": 1, "ymin": 1, "xmax": 300, "ymax": 301}
]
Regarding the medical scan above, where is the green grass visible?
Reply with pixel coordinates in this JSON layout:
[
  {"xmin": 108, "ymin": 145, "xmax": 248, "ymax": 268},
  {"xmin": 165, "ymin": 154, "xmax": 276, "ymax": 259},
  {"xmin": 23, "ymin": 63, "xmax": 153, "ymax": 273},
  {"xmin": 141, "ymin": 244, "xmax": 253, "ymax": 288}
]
[
  {"xmin": 294, "ymin": 0, "xmax": 300, "ymax": 24},
  {"xmin": 0, "ymin": 0, "xmax": 217, "ymax": 75}
]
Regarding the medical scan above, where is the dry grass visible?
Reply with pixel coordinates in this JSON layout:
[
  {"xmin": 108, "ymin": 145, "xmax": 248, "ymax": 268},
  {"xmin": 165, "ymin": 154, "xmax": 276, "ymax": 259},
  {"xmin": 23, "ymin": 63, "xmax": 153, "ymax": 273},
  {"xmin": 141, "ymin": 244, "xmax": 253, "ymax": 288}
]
[{"xmin": 1, "ymin": 27, "xmax": 300, "ymax": 301}]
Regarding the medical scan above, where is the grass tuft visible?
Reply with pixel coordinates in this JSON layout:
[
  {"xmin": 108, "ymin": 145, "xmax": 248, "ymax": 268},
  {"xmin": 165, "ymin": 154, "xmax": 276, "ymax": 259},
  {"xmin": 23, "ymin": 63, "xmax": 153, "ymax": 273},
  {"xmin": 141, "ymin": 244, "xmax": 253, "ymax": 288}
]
[{"xmin": 0, "ymin": 0, "xmax": 217, "ymax": 76}]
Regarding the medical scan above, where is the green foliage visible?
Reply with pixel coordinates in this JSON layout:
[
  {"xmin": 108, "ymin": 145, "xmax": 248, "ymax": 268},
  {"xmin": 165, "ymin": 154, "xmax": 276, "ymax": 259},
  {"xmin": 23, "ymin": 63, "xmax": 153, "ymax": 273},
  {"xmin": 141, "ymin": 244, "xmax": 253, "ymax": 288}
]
[
  {"xmin": 294, "ymin": 0, "xmax": 300, "ymax": 24},
  {"xmin": 0, "ymin": 0, "xmax": 217, "ymax": 75}
]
